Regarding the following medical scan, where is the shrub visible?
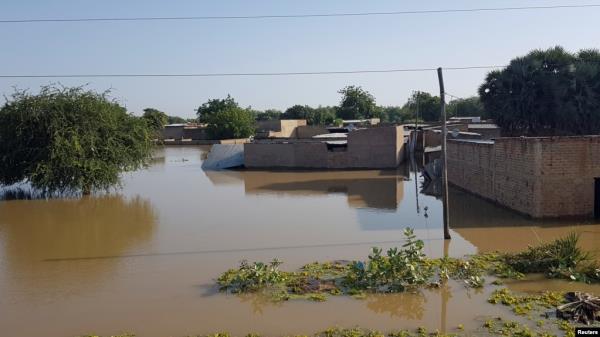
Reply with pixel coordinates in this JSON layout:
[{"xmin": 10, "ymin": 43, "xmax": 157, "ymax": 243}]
[
  {"xmin": 344, "ymin": 228, "xmax": 433, "ymax": 292},
  {"xmin": 206, "ymin": 108, "xmax": 255, "ymax": 139},
  {"xmin": 217, "ymin": 259, "xmax": 286, "ymax": 293},
  {"xmin": 0, "ymin": 86, "xmax": 152, "ymax": 195}
]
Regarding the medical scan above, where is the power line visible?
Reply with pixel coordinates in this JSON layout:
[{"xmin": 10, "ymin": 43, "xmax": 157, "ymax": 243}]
[
  {"xmin": 0, "ymin": 65, "xmax": 504, "ymax": 79},
  {"xmin": 1, "ymin": 4, "xmax": 599, "ymax": 24},
  {"xmin": 4, "ymin": 60, "xmax": 598, "ymax": 79},
  {"xmin": 445, "ymin": 92, "xmax": 465, "ymax": 100}
]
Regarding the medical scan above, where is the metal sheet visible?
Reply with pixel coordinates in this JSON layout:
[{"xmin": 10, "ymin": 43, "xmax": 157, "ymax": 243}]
[{"xmin": 201, "ymin": 144, "xmax": 244, "ymax": 170}]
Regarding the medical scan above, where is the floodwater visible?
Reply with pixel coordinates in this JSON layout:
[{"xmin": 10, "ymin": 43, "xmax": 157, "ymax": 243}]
[{"xmin": 0, "ymin": 146, "xmax": 599, "ymax": 337}]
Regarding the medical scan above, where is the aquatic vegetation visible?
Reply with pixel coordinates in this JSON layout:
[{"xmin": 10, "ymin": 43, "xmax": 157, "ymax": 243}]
[
  {"xmin": 217, "ymin": 259, "xmax": 287, "ymax": 293},
  {"xmin": 483, "ymin": 319, "xmax": 536, "ymax": 337},
  {"xmin": 557, "ymin": 320, "xmax": 576, "ymax": 337},
  {"xmin": 470, "ymin": 253, "xmax": 525, "ymax": 280},
  {"xmin": 217, "ymin": 230, "xmax": 599, "ymax": 303},
  {"xmin": 78, "ymin": 318, "xmax": 600, "ymax": 337},
  {"xmin": 487, "ymin": 289, "xmax": 599, "ymax": 326},
  {"xmin": 217, "ymin": 259, "xmax": 349, "ymax": 301},
  {"xmin": 503, "ymin": 233, "xmax": 600, "ymax": 283},
  {"xmin": 488, "ymin": 288, "xmax": 565, "ymax": 312},
  {"xmin": 344, "ymin": 229, "xmax": 434, "ymax": 293},
  {"xmin": 79, "ymin": 334, "xmax": 135, "ymax": 337},
  {"xmin": 424, "ymin": 255, "xmax": 492, "ymax": 288},
  {"xmin": 307, "ymin": 293, "xmax": 328, "ymax": 302}
]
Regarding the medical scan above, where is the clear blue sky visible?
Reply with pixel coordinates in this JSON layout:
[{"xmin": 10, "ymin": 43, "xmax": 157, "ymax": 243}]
[{"xmin": 1, "ymin": 0, "xmax": 599, "ymax": 118}]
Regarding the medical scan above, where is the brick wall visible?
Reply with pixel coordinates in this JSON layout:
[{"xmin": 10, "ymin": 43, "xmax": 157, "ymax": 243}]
[
  {"xmin": 537, "ymin": 137, "xmax": 600, "ymax": 217},
  {"xmin": 448, "ymin": 136, "xmax": 600, "ymax": 218},
  {"xmin": 244, "ymin": 126, "xmax": 404, "ymax": 169},
  {"xmin": 256, "ymin": 120, "xmax": 307, "ymax": 138}
]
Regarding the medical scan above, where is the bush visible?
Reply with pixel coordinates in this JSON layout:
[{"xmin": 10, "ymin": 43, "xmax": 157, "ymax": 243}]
[
  {"xmin": 216, "ymin": 231, "xmax": 599, "ymax": 304},
  {"xmin": 206, "ymin": 108, "xmax": 255, "ymax": 139},
  {"xmin": 503, "ymin": 232, "xmax": 599, "ymax": 283},
  {"xmin": 217, "ymin": 259, "xmax": 286, "ymax": 293},
  {"xmin": 0, "ymin": 86, "xmax": 152, "ymax": 195},
  {"xmin": 337, "ymin": 86, "xmax": 381, "ymax": 120},
  {"xmin": 196, "ymin": 95, "xmax": 255, "ymax": 139},
  {"xmin": 504, "ymin": 233, "xmax": 589, "ymax": 273},
  {"xmin": 344, "ymin": 228, "xmax": 433, "ymax": 292},
  {"xmin": 141, "ymin": 108, "xmax": 168, "ymax": 133}
]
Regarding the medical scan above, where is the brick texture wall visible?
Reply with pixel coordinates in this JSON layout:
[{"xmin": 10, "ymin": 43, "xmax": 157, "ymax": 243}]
[
  {"xmin": 245, "ymin": 126, "xmax": 404, "ymax": 169},
  {"xmin": 448, "ymin": 136, "xmax": 600, "ymax": 218}
]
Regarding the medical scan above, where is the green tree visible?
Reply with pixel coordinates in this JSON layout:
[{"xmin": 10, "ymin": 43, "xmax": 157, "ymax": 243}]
[
  {"xmin": 282, "ymin": 105, "xmax": 336, "ymax": 125},
  {"xmin": 381, "ymin": 106, "xmax": 412, "ymax": 123},
  {"xmin": 337, "ymin": 86, "xmax": 381, "ymax": 120},
  {"xmin": 197, "ymin": 96, "xmax": 255, "ymax": 139},
  {"xmin": 196, "ymin": 94, "xmax": 238, "ymax": 123},
  {"xmin": 0, "ymin": 86, "xmax": 152, "ymax": 195},
  {"xmin": 255, "ymin": 109, "xmax": 282, "ymax": 121},
  {"xmin": 479, "ymin": 47, "xmax": 600, "ymax": 136},
  {"xmin": 207, "ymin": 108, "xmax": 256, "ymax": 139},
  {"xmin": 142, "ymin": 108, "xmax": 168, "ymax": 132},
  {"xmin": 282, "ymin": 105, "xmax": 313, "ymax": 120},
  {"xmin": 447, "ymin": 97, "xmax": 486, "ymax": 119},
  {"xmin": 403, "ymin": 91, "xmax": 441, "ymax": 122},
  {"xmin": 167, "ymin": 115, "xmax": 187, "ymax": 124},
  {"xmin": 309, "ymin": 106, "xmax": 336, "ymax": 125}
]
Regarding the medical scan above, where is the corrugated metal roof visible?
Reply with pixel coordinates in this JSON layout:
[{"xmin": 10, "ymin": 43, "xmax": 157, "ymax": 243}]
[{"xmin": 313, "ymin": 133, "xmax": 348, "ymax": 139}]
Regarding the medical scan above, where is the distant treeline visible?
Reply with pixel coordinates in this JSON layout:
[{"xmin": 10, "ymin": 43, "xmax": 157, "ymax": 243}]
[
  {"xmin": 151, "ymin": 47, "xmax": 600, "ymax": 136},
  {"xmin": 251, "ymin": 93, "xmax": 485, "ymax": 125},
  {"xmin": 154, "ymin": 87, "xmax": 485, "ymax": 128}
]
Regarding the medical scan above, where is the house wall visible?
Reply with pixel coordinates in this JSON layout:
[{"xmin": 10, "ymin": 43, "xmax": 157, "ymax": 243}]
[
  {"xmin": 182, "ymin": 127, "xmax": 210, "ymax": 140},
  {"xmin": 244, "ymin": 126, "xmax": 404, "ymax": 169},
  {"xmin": 296, "ymin": 125, "xmax": 329, "ymax": 139},
  {"xmin": 256, "ymin": 120, "xmax": 307, "ymax": 138},
  {"xmin": 424, "ymin": 129, "xmax": 481, "ymax": 148},
  {"xmin": 162, "ymin": 125, "xmax": 210, "ymax": 140},
  {"xmin": 468, "ymin": 126, "xmax": 501, "ymax": 140},
  {"xmin": 447, "ymin": 136, "xmax": 600, "ymax": 218},
  {"xmin": 162, "ymin": 138, "xmax": 248, "ymax": 145},
  {"xmin": 537, "ymin": 137, "xmax": 600, "ymax": 217},
  {"xmin": 424, "ymin": 130, "xmax": 442, "ymax": 148},
  {"xmin": 162, "ymin": 125, "xmax": 185, "ymax": 139}
]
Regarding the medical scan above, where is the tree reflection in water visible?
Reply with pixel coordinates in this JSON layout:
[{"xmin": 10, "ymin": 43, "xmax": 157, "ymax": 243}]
[
  {"xmin": 235, "ymin": 292, "xmax": 284, "ymax": 315},
  {"xmin": 365, "ymin": 291, "xmax": 427, "ymax": 320}
]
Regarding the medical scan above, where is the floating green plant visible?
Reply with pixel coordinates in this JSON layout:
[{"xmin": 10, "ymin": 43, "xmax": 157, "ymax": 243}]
[{"xmin": 217, "ymin": 229, "xmax": 598, "ymax": 304}]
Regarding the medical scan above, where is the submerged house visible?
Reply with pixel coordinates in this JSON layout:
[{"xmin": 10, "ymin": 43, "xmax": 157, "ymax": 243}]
[
  {"xmin": 245, "ymin": 126, "xmax": 406, "ymax": 169},
  {"xmin": 255, "ymin": 119, "xmax": 330, "ymax": 139},
  {"xmin": 161, "ymin": 123, "xmax": 248, "ymax": 145},
  {"xmin": 466, "ymin": 124, "xmax": 501, "ymax": 140},
  {"xmin": 447, "ymin": 136, "xmax": 600, "ymax": 219}
]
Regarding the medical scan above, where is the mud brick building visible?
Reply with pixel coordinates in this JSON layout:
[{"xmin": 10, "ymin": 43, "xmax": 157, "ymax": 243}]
[
  {"xmin": 447, "ymin": 136, "xmax": 600, "ymax": 218},
  {"xmin": 245, "ymin": 126, "xmax": 405, "ymax": 169}
]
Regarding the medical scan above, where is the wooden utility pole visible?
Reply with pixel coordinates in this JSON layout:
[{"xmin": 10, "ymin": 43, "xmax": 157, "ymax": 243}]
[{"xmin": 437, "ymin": 67, "xmax": 451, "ymax": 240}]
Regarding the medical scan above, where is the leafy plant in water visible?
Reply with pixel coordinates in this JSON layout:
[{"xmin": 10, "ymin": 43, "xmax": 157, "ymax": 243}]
[
  {"xmin": 505, "ymin": 233, "xmax": 588, "ymax": 273},
  {"xmin": 450, "ymin": 260, "xmax": 485, "ymax": 288},
  {"xmin": 344, "ymin": 228, "xmax": 433, "ymax": 292},
  {"xmin": 217, "ymin": 259, "xmax": 286, "ymax": 293},
  {"xmin": 216, "ymin": 230, "xmax": 599, "ymax": 305}
]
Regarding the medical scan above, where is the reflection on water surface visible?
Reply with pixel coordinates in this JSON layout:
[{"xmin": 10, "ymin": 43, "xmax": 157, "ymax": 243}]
[{"xmin": 0, "ymin": 146, "xmax": 598, "ymax": 337}]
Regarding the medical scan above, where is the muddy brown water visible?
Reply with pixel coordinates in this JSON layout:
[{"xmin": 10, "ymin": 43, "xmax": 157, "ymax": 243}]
[{"xmin": 0, "ymin": 146, "xmax": 599, "ymax": 337}]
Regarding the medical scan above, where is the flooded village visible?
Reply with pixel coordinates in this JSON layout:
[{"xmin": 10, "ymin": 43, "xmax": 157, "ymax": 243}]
[
  {"xmin": 1, "ymin": 3, "xmax": 600, "ymax": 337},
  {"xmin": 2, "ymin": 100, "xmax": 600, "ymax": 337}
]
